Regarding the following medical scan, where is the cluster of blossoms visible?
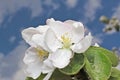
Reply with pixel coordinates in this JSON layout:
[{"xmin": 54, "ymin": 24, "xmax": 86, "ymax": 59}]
[{"xmin": 22, "ymin": 18, "xmax": 92, "ymax": 80}]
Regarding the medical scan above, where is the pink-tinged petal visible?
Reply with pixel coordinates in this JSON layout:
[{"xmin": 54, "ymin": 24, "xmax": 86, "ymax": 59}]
[
  {"xmin": 71, "ymin": 33, "xmax": 92, "ymax": 53},
  {"xmin": 47, "ymin": 18, "xmax": 73, "ymax": 39},
  {"xmin": 45, "ymin": 29, "xmax": 62, "ymax": 52},
  {"xmin": 21, "ymin": 27, "xmax": 40, "ymax": 47},
  {"xmin": 65, "ymin": 20, "xmax": 85, "ymax": 43},
  {"xmin": 47, "ymin": 19, "xmax": 85, "ymax": 43},
  {"xmin": 64, "ymin": 20, "xmax": 75, "ymax": 24},
  {"xmin": 49, "ymin": 49, "xmax": 73, "ymax": 69}
]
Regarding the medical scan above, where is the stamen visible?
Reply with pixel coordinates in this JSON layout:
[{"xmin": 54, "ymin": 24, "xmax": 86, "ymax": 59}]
[
  {"xmin": 36, "ymin": 48, "xmax": 48, "ymax": 60},
  {"xmin": 61, "ymin": 33, "xmax": 72, "ymax": 49}
]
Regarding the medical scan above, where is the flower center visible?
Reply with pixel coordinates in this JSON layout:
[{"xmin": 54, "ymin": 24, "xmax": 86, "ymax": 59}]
[
  {"xmin": 61, "ymin": 34, "xmax": 72, "ymax": 49},
  {"xmin": 36, "ymin": 48, "xmax": 48, "ymax": 61}
]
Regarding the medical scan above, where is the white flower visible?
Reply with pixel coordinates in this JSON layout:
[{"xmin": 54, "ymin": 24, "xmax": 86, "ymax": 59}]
[
  {"xmin": 45, "ymin": 18, "xmax": 93, "ymax": 69},
  {"xmin": 22, "ymin": 18, "xmax": 93, "ymax": 79},
  {"xmin": 22, "ymin": 25, "xmax": 55, "ymax": 80},
  {"xmin": 22, "ymin": 25, "xmax": 49, "ymax": 51}
]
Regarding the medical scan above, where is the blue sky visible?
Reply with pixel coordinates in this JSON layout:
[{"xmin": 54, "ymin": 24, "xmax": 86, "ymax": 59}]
[{"xmin": 0, "ymin": 0, "xmax": 120, "ymax": 80}]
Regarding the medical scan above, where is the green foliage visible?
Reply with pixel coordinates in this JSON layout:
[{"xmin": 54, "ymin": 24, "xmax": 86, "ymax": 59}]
[
  {"xmin": 108, "ymin": 68, "xmax": 120, "ymax": 80},
  {"xmin": 91, "ymin": 46, "xmax": 119, "ymax": 67},
  {"xmin": 49, "ymin": 69, "xmax": 71, "ymax": 80},
  {"xmin": 26, "ymin": 77, "xmax": 33, "ymax": 80},
  {"xmin": 84, "ymin": 46, "xmax": 112, "ymax": 80}
]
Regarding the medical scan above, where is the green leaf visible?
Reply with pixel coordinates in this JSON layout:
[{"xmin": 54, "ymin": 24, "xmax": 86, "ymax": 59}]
[
  {"xmin": 108, "ymin": 68, "xmax": 120, "ymax": 80},
  {"xmin": 26, "ymin": 77, "xmax": 33, "ymax": 80},
  {"xmin": 94, "ymin": 46, "xmax": 119, "ymax": 67},
  {"xmin": 59, "ymin": 53, "xmax": 85, "ymax": 75},
  {"xmin": 50, "ymin": 69, "xmax": 71, "ymax": 80},
  {"xmin": 84, "ymin": 46, "xmax": 112, "ymax": 80}
]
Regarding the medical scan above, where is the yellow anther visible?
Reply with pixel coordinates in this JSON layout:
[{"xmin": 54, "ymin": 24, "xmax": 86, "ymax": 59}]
[
  {"xmin": 36, "ymin": 48, "xmax": 48, "ymax": 60},
  {"xmin": 61, "ymin": 34, "xmax": 71, "ymax": 48}
]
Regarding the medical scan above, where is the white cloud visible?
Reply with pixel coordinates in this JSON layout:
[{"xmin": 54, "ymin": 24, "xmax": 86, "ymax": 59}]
[
  {"xmin": 43, "ymin": 0, "xmax": 59, "ymax": 10},
  {"xmin": 0, "ymin": 0, "xmax": 60, "ymax": 25},
  {"xmin": 12, "ymin": 68, "xmax": 26, "ymax": 80},
  {"xmin": 0, "ymin": 41, "xmax": 28, "ymax": 80},
  {"xmin": 84, "ymin": 0, "xmax": 102, "ymax": 22},
  {"xmin": 0, "ymin": 0, "xmax": 44, "ymax": 24},
  {"xmin": 112, "ymin": 5, "xmax": 120, "ymax": 20},
  {"xmin": 65, "ymin": 0, "xmax": 78, "ymax": 8}
]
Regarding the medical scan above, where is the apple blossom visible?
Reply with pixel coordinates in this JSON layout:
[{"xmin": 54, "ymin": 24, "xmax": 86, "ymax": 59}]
[
  {"xmin": 45, "ymin": 18, "xmax": 93, "ymax": 69},
  {"xmin": 22, "ymin": 26, "xmax": 55, "ymax": 80}
]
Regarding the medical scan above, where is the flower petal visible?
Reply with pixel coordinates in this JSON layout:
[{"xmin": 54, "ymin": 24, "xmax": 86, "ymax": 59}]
[
  {"xmin": 23, "ymin": 47, "xmax": 40, "ymax": 64},
  {"xmin": 47, "ymin": 18, "xmax": 73, "ymax": 39},
  {"xmin": 42, "ymin": 58, "xmax": 55, "ymax": 74},
  {"xmin": 47, "ymin": 19, "xmax": 85, "ymax": 43},
  {"xmin": 71, "ymin": 33, "xmax": 92, "ymax": 53},
  {"xmin": 65, "ymin": 20, "xmax": 85, "ymax": 43},
  {"xmin": 44, "ymin": 57, "xmax": 55, "ymax": 69},
  {"xmin": 31, "ymin": 34, "xmax": 49, "ymax": 51},
  {"xmin": 25, "ymin": 60, "xmax": 42, "ymax": 79},
  {"xmin": 46, "ymin": 18, "xmax": 55, "ymax": 24},
  {"xmin": 21, "ymin": 27, "xmax": 40, "ymax": 47},
  {"xmin": 49, "ymin": 49, "xmax": 73, "ymax": 69},
  {"xmin": 45, "ymin": 29, "xmax": 62, "ymax": 52},
  {"xmin": 23, "ymin": 47, "xmax": 43, "ymax": 79},
  {"xmin": 64, "ymin": 20, "xmax": 75, "ymax": 24},
  {"xmin": 36, "ymin": 25, "xmax": 49, "ymax": 33}
]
